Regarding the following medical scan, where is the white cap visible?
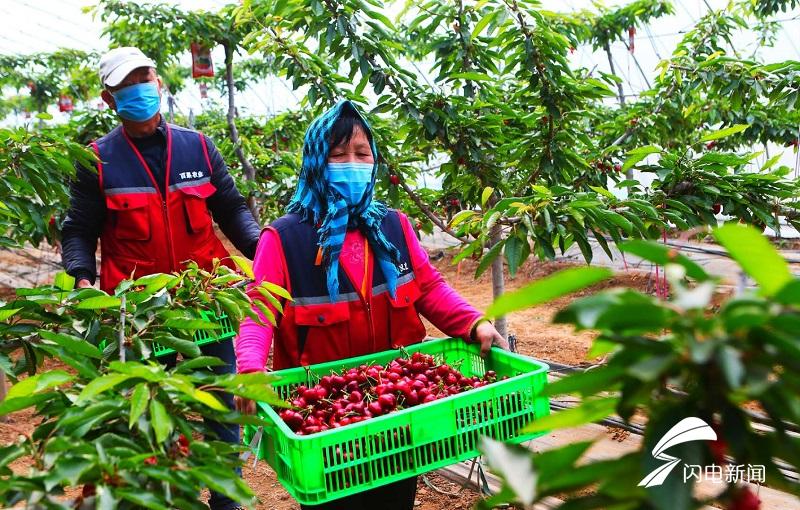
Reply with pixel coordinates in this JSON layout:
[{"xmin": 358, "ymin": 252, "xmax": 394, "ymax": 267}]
[{"xmin": 98, "ymin": 47, "xmax": 156, "ymax": 87}]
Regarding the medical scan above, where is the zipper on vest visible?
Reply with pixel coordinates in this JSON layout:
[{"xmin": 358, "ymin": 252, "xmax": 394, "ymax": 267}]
[{"xmin": 161, "ymin": 199, "xmax": 176, "ymax": 268}]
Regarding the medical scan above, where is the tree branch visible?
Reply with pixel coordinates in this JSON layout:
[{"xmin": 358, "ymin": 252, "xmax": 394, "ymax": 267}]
[
  {"xmin": 223, "ymin": 42, "xmax": 259, "ymax": 217},
  {"xmin": 398, "ymin": 180, "xmax": 468, "ymax": 243}
]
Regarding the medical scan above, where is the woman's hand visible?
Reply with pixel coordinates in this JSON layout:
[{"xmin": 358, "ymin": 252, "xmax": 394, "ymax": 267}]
[
  {"xmin": 235, "ymin": 396, "xmax": 257, "ymax": 415},
  {"xmin": 474, "ymin": 321, "xmax": 509, "ymax": 357}
]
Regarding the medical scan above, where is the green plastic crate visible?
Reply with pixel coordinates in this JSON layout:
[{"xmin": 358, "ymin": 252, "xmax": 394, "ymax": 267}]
[
  {"xmin": 244, "ymin": 338, "xmax": 550, "ymax": 505},
  {"xmin": 99, "ymin": 310, "xmax": 235, "ymax": 358}
]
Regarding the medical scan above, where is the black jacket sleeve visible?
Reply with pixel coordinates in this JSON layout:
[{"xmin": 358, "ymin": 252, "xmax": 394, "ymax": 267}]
[
  {"xmin": 204, "ymin": 135, "xmax": 261, "ymax": 259},
  {"xmin": 61, "ymin": 163, "xmax": 105, "ymax": 285}
]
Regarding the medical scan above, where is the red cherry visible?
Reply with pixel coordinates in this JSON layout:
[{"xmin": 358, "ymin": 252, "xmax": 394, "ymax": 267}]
[
  {"xmin": 709, "ymin": 437, "xmax": 728, "ymax": 464},
  {"xmin": 614, "ymin": 164, "xmax": 622, "ymax": 172},
  {"xmin": 389, "ymin": 174, "xmax": 400, "ymax": 185},
  {"xmin": 144, "ymin": 456, "xmax": 157, "ymax": 465},
  {"xmin": 712, "ymin": 203, "xmax": 722, "ymax": 215},
  {"xmin": 378, "ymin": 393, "xmax": 397, "ymax": 410},
  {"xmin": 706, "ymin": 141, "xmax": 717, "ymax": 150},
  {"xmin": 368, "ymin": 401, "xmax": 384, "ymax": 416},
  {"xmin": 302, "ymin": 388, "xmax": 321, "ymax": 404},
  {"xmin": 728, "ymin": 487, "xmax": 760, "ymax": 510}
]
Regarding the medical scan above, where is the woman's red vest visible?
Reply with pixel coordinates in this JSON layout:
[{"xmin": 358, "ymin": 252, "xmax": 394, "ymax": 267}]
[
  {"xmin": 92, "ymin": 123, "xmax": 230, "ymax": 293},
  {"xmin": 269, "ymin": 212, "xmax": 427, "ymax": 370}
]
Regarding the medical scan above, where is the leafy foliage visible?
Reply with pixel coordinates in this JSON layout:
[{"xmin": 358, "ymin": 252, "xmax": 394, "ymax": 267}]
[
  {"xmin": 480, "ymin": 225, "xmax": 800, "ymax": 508},
  {"xmin": 0, "ymin": 126, "xmax": 95, "ymax": 248},
  {"xmin": 0, "ymin": 262, "xmax": 286, "ymax": 508}
]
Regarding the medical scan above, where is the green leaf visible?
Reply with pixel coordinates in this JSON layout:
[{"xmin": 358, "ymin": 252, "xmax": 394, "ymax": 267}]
[
  {"xmin": 117, "ymin": 489, "xmax": 169, "ymax": 510},
  {"xmin": 471, "ymin": 10, "xmax": 497, "ymax": 40},
  {"xmin": 193, "ymin": 389, "xmax": 229, "ymax": 411},
  {"xmin": 76, "ymin": 295, "xmax": 122, "ymax": 309},
  {"xmin": 717, "ymin": 346, "xmax": 745, "ymax": 389},
  {"xmin": 699, "ymin": 124, "xmax": 749, "ymax": 143},
  {"xmin": 175, "ymin": 356, "xmax": 227, "ymax": 372},
  {"xmin": 129, "ymin": 383, "xmax": 149, "ymax": 428},
  {"xmin": 713, "ymin": 224, "xmax": 791, "ymax": 296},
  {"xmin": 480, "ymin": 437, "xmax": 537, "ymax": 504},
  {"xmin": 260, "ymin": 281, "xmax": 292, "ymax": 301},
  {"xmin": 256, "ymin": 286, "xmax": 284, "ymax": 314},
  {"xmin": 450, "ymin": 71, "xmax": 492, "ymax": 81},
  {"xmin": 54, "ymin": 271, "xmax": 75, "ymax": 291},
  {"xmin": 39, "ymin": 330, "xmax": 102, "ymax": 359},
  {"xmin": 163, "ymin": 318, "xmax": 220, "ymax": 330},
  {"xmin": 133, "ymin": 273, "xmax": 174, "ymax": 293},
  {"xmin": 481, "ymin": 186, "xmax": 494, "ymax": 208},
  {"xmin": 622, "ymin": 145, "xmax": 661, "ymax": 172},
  {"xmin": 7, "ymin": 370, "xmax": 73, "ymax": 399},
  {"xmin": 544, "ymin": 365, "xmax": 624, "ymax": 397},
  {"xmin": 620, "ymin": 241, "xmax": 708, "ymax": 280},
  {"xmin": 153, "ymin": 334, "xmax": 201, "ymax": 358},
  {"xmin": 449, "ymin": 209, "xmax": 477, "ymax": 227},
  {"xmin": 0, "ymin": 393, "xmax": 55, "ymax": 415},
  {"xmin": 192, "ymin": 467, "xmax": 256, "ymax": 508},
  {"xmin": 486, "ymin": 267, "xmax": 612, "ymax": 318},
  {"xmin": 149, "ymin": 399, "xmax": 172, "ymax": 444},
  {"xmin": 523, "ymin": 398, "xmax": 618, "ymax": 433},
  {"xmin": 0, "ymin": 307, "xmax": 22, "ymax": 321},
  {"xmin": 504, "ymin": 235, "xmax": 524, "ymax": 278},
  {"xmin": 77, "ymin": 374, "xmax": 131, "ymax": 404},
  {"xmin": 230, "ymin": 255, "xmax": 255, "ymax": 279},
  {"xmin": 44, "ymin": 457, "xmax": 93, "ymax": 490}
]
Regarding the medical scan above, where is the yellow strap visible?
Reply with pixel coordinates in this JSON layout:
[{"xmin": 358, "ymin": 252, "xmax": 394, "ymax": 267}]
[{"xmin": 361, "ymin": 241, "xmax": 369, "ymax": 297}]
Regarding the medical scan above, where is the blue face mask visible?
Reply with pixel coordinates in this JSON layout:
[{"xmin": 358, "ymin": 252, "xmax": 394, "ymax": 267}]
[
  {"xmin": 325, "ymin": 162, "xmax": 374, "ymax": 206},
  {"xmin": 111, "ymin": 82, "xmax": 161, "ymax": 122}
]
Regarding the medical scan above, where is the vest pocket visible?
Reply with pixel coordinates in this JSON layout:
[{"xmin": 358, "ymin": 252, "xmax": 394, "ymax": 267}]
[
  {"xmin": 292, "ymin": 303, "xmax": 351, "ymax": 365},
  {"xmin": 178, "ymin": 182, "xmax": 216, "ymax": 234},
  {"xmin": 101, "ymin": 254, "xmax": 155, "ymax": 293},
  {"xmin": 387, "ymin": 279, "xmax": 426, "ymax": 347},
  {"xmin": 106, "ymin": 194, "xmax": 151, "ymax": 241}
]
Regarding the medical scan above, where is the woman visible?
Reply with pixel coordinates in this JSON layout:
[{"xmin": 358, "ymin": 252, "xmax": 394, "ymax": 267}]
[{"xmin": 235, "ymin": 100, "xmax": 507, "ymax": 510}]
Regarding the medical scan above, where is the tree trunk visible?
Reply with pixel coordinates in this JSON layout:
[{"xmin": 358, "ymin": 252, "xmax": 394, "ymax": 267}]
[
  {"xmin": 490, "ymin": 224, "xmax": 507, "ymax": 338},
  {"xmin": 223, "ymin": 42, "xmax": 260, "ymax": 219},
  {"xmin": 604, "ymin": 42, "xmax": 635, "ymax": 181},
  {"xmin": 167, "ymin": 92, "xmax": 175, "ymax": 123},
  {"xmin": 0, "ymin": 370, "xmax": 7, "ymax": 423}
]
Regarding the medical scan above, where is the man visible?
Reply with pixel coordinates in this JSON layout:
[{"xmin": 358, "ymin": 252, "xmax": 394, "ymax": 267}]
[{"xmin": 61, "ymin": 47, "xmax": 259, "ymax": 510}]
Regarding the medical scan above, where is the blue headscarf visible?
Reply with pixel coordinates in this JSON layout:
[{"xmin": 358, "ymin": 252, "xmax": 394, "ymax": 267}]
[{"xmin": 287, "ymin": 100, "xmax": 401, "ymax": 301}]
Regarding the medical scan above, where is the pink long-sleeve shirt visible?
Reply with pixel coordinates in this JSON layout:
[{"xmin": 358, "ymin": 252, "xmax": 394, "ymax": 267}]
[{"xmin": 235, "ymin": 212, "xmax": 482, "ymax": 373}]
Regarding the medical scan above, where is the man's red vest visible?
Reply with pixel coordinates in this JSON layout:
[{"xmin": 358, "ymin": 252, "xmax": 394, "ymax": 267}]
[
  {"xmin": 269, "ymin": 212, "xmax": 427, "ymax": 370},
  {"xmin": 93, "ymin": 123, "xmax": 230, "ymax": 293}
]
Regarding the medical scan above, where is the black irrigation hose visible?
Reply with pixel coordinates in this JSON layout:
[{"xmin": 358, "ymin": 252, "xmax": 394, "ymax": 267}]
[{"xmin": 538, "ymin": 357, "xmax": 800, "ymax": 441}]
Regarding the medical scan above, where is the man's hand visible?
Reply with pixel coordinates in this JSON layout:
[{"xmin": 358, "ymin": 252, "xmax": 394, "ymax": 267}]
[
  {"xmin": 475, "ymin": 321, "xmax": 509, "ymax": 358},
  {"xmin": 235, "ymin": 396, "xmax": 256, "ymax": 415},
  {"xmin": 76, "ymin": 279, "xmax": 93, "ymax": 289}
]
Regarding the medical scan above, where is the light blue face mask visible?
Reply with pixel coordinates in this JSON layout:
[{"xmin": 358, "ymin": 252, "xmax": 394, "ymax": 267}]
[
  {"xmin": 111, "ymin": 82, "xmax": 161, "ymax": 122},
  {"xmin": 325, "ymin": 162, "xmax": 374, "ymax": 206}
]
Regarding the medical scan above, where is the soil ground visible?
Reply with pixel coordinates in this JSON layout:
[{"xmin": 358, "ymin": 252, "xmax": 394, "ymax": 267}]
[{"xmin": 0, "ymin": 245, "xmax": 649, "ymax": 509}]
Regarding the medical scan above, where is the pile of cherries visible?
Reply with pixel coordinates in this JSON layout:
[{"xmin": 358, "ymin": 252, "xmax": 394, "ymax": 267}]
[{"xmin": 278, "ymin": 351, "xmax": 502, "ymax": 435}]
